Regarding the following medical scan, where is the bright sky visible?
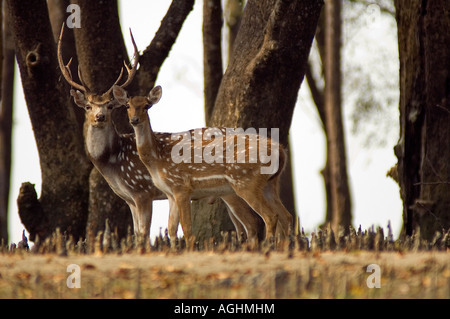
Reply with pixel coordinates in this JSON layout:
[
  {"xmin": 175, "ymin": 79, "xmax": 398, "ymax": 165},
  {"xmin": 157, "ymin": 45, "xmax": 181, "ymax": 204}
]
[{"xmin": 7, "ymin": 1, "xmax": 402, "ymax": 244}]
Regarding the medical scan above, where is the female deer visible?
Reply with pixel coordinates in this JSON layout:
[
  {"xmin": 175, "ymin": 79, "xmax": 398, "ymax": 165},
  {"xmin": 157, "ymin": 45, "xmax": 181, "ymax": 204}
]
[{"xmin": 113, "ymin": 85, "xmax": 293, "ymax": 245}]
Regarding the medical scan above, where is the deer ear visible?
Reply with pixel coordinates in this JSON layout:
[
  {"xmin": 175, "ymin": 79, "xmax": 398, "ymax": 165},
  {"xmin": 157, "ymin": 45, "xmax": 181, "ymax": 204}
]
[
  {"xmin": 70, "ymin": 89, "xmax": 87, "ymax": 108},
  {"xmin": 112, "ymin": 85, "xmax": 129, "ymax": 105},
  {"xmin": 147, "ymin": 85, "xmax": 162, "ymax": 105}
]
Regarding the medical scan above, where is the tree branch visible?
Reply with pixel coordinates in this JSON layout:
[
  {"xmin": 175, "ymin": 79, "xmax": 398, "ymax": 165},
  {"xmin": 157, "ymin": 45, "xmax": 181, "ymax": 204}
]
[
  {"xmin": 305, "ymin": 61, "xmax": 325, "ymax": 127},
  {"xmin": 136, "ymin": 0, "xmax": 195, "ymax": 95}
]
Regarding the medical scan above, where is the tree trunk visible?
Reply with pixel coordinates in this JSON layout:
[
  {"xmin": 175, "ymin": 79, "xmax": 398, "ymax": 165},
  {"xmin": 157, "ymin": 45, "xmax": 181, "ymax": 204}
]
[
  {"xmin": 324, "ymin": 0, "xmax": 352, "ymax": 233},
  {"xmin": 192, "ymin": 0, "xmax": 235, "ymax": 242},
  {"xmin": 0, "ymin": 0, "xmax": 14, "ymax": 243},
  {"xmin": 71, "ymin": 0, "xmax": 134, "ymax": 239},
  {"xmin": 8, "ymin": 0, "xmax": 91, "ymax": 241},
  {"xmin": 48, "ymin": 0, "xmax": 85, "ymax": 132},
  {"xmin": 394, "ymin": 0, "xmax": 450, "ymax": 239},
  {"xmin": 305, "ymin": 60, "xmax": 333, "ymax": 226},
  {"xmin": 203, "ymin": 0, "xmax": 223, "ymax": 123},
  {"xmin": 192, "ymin": 0, "xmax": 323, "ymax": 241},
  {"xmin": 224, "ymin": 0, "xmax": 243, "ymax": 64}
]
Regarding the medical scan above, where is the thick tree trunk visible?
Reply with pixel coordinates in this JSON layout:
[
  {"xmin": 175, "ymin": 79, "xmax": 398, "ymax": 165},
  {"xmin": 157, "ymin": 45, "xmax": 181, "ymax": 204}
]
[
  {"xmin": 394, "ymin": 0, "xmax": 450, "ymax": 239},
  {"xmin": 192, "ymin": 0, "xmax": 323, "ymax": 241},
  {"xmin": 71, "ymin": 0, "xmax": 134, "ymax": 238},
  {"xmin": 48, "ymin": 0, "xmax": 85, "ymax": 132},
  {"xmin": 8, "ymin": 0, "xmax": 91, "ymax": 241},
  {"xmin": 191, "ymin": 0, "xmax": 235, "ymax": 242},
  {"xmin": 324, "ymin": 0, "xmax": 352, "ymax": 233},
  {"xmin": 211, "ymin": 0, "xmax": 322, "ymax": 144}
]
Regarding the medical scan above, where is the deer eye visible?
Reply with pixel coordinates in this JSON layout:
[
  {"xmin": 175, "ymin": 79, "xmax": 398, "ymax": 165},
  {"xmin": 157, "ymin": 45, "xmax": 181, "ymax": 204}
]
[
  {"xmin": 145, "ymin": 104, "xmax": 151, "ymax": 110},
  {"xmin": 107, "ymin": 104, "xmax": 114, "ymax": 110},
  {"xmin": 85, "ymin": 105, "xmax": 92, "ymax": 111},
  {"xmin": 125, "ymin": 104, "xmax": 130, "ymax": 110}
]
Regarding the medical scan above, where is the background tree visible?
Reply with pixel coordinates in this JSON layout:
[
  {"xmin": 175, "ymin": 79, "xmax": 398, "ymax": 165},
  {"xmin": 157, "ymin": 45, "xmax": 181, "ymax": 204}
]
[
  {"xmin": 0, "ymin": 0, "xmax": 14, "ymax": 244},
  {"xmin": 323, "ymin": 0, "xmax": 352, "ymax": 233},
  {"xmin": 303, "ymin": 0, "xmax": 353, "ymax": 233},
  {"xmin": 394, "ymin": 0, "xmax": 450, "ymax": 239},
  {"xmin": 305, "ymin": 0, "xmax": 398, "ymax": 232}
]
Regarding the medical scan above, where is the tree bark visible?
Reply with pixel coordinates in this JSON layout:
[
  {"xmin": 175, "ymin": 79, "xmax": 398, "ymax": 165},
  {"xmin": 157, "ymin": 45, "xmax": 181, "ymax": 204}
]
[
  {"xmin": 211, "ymin": 0, "xmax": 322, "ymax": 145},
  {"xmin": 192, "ymin": 0, "xmax": 235, "ymax": 242},
  {"xmin": 224, "ymin": 0, "xmax": 243, "ymax": 64},
  {"xmin": 8, "ymin": 0, "xmax": 91, "ymax": 241},
  {"xmin": 192, "ymin": 0, "xmax": 323, "ymax": 240},
  {"xmin": 394, "ymin": 0, "xmax": 450, "ymax": 239},
  {"xmin": 203, "ymin": 0, "xmax": 223, "ymax": 123},
  {"xmin": 48, "ymin": 0, "xmax": 85, "ymax": 132},
  {"xmin": 71, "ymin": 0, "xmax": 134, "ymax": 239},
  {"xmin": 324, "ymin": 0, "xmax": 352, "ymax": 233}
]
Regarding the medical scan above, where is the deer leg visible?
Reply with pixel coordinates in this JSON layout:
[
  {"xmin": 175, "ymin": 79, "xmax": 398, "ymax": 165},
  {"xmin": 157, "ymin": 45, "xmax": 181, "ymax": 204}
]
[
  {"xmin": 221, "ymin": 194, "xmax": 261, "ymax": 243},
  {"xmin": 264, "ymin": 180, "xmax": 293, "ymax": 238},
  {"xmin": 231, "ymin": 185, "xmax": 278, "ymax": 240},
  {"xmin": 133, "ymin": 197, "xmax": 153, "ymax": 240},
  {"xmin": 167, "ymin": 195, "xmax": 179, "ymax": 247},
  {"xmin": 225, "ymin": 205, "xmax": 247, "ymax": 241},
  {"xmin": 173, "ymin": 191, "xmax": 194, "ymax": 248},
  {"xmin": 128, "ymin": 204, "xmax": 140, "ymax": 235}
]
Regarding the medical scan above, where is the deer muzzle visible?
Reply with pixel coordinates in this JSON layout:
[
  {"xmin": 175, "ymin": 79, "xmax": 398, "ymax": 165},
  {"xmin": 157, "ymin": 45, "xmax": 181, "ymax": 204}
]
[
  {"xmin": 130, "ymin": 116, "xmax": 140, "ymax": 126},
  {"xmin": 95, "ymin": 113, "xmax": 106, "ymax": 123}
]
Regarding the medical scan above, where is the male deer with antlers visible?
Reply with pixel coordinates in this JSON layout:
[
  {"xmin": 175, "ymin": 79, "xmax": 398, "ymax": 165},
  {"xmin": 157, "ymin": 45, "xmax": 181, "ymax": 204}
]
[
  {"xmin": 58, "ymin": 24, "xmax": 261, "ymax": 243},
  {"xmin": 57, "ymin": 24, "xmax": 165, "ymax": 238},
  {"xmin": 113, "ymin": 85, "xmax": 293, "ymax": 245}
]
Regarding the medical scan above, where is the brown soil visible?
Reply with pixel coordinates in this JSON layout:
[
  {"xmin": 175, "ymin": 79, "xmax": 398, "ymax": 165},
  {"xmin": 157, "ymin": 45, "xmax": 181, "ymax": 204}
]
[{"xmin": 0, "ymin": 250, "xmax": 448, "ymax": 299}]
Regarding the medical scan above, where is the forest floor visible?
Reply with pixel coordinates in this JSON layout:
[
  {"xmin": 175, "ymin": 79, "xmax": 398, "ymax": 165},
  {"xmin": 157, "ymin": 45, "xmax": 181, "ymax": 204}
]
[{"xmin": 0, "ymin": 249, "xmax": 449, "ymax": 299}]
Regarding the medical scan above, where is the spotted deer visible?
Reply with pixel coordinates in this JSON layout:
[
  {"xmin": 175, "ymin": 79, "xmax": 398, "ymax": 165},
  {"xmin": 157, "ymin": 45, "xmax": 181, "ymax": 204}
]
[
  {"xmin": 58, "ymin": 24, "xmax": 260, "ymax": 243},
  {"xmin": 112, "ymin": 85, "xmax": 293, "ymax": 245}
]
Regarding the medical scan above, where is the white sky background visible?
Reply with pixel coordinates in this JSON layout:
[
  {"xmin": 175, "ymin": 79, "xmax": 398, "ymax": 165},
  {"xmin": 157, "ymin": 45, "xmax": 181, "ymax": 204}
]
[{"xmin": 7, "ymin": 1, "xmax": 402, "ymax": 244}]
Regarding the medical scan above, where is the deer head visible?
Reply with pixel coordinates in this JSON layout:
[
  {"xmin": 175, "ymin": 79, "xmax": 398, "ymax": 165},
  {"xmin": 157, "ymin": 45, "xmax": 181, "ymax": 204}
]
[
  {"xmin": 57, "ymin": 23, "xmax": 139, "ymax": 126},
  {"xmin": 112, "ymin": 85, "xmax": 162, "ymax": 126}
]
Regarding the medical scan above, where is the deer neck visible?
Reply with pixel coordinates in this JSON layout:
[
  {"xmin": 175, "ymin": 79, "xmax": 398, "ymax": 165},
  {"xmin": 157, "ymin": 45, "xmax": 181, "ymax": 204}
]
[
  {"xmin": 84, "ymin": 121, "xmax": 120, "ymax": 164},
  {"xmin": 133, "ymin": 115, "xmax": 159, "ymax": 163}
]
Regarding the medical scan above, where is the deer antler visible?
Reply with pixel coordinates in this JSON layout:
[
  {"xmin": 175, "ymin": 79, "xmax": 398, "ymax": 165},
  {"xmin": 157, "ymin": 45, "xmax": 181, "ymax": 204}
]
[
  {"xmin": 105, "ymin": 28, "xmax": 139, "ymax": 95},
  {"xmin": 59, "ymin": 23, "xmax": 138, "ymax": 95},
  {"xmin": 120, "ymin": 29, "xmax": 139, "ymax": 88},
  {"xmin": 57, "ymin": 23, "xmax": 88, "ymax": 93}
]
